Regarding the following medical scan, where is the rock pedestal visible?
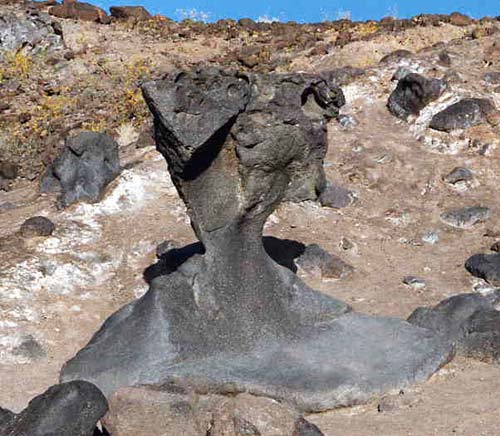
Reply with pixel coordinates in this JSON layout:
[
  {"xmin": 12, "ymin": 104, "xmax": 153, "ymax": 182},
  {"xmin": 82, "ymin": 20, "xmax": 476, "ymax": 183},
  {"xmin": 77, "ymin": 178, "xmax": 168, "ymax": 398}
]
[{"xmin": 61, "ymin": 69, "xmax": 452, "ymax": 412}]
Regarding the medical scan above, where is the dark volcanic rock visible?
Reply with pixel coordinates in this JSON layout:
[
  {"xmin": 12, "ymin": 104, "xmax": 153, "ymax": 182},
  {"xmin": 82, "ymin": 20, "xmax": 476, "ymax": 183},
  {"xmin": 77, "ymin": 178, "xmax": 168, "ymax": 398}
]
[
  {"xmin": 387, "ymin": 73, "xmax": 446, "ymax": 119},
  {"xmin": 296, "ymin": 244, "xmax": 354, "ymax": 279},
  {"xmin": 61, "ymin": 69, "xmax": 451, "ymax": 412},
  {"xmin": 12, "ymin": 335, "xmax": 46, "ymax": 360},
  {"xmin": 110, "ymin": 6, "xmax": 152, "ymax": 21},
  {"xmin": 379, "ymin": 49, "xmax": 413, "ymax": 64},
  {"xmin": 0, "ymin": 160, "xmax": 18, "ymax": 179},
  {"xmin": 440, "ymin": 206, "xmax": 490, "ymax": 229},
  {"xmin": 20, "ymin": 216, "xmax": 55, "ymax": 237},
  {"xmin": 429, "ymin": 98, "xmax": 497, "ymax": 131},
  {"xmin": 443, "ymin": 167, "xmax": 473, "ymax": 184},
  {"xmin": 0, "ymin": 407, "xmax": 15, "ymax": 430},
  {"xmin": 408, "ymin": 291, "xmax": 500, "ymax": 362},
  {"xmin": 1, "ymin": 381, "xmax": 108, "ymax": 436},
  {"xmin": 319, "ymin": 183, "xmax": 354, "ymax": 209},
  {"xmin": 465, "ymin": 253, "xmax": 500, "ymax": 286},
  {"xmin": 483, "ymin": 71, "xmax": 500, "ymax": 84},
  {"xmin": 293, "ymin": 417, "xmax": 325, "ymax": 436},
  {"xmin": 49, "ymin": 1, "xmax": 110, "ymax": 24},
  {"xmin": 41, "ymin": 131, "xmax": 120, "ymax": 208}
]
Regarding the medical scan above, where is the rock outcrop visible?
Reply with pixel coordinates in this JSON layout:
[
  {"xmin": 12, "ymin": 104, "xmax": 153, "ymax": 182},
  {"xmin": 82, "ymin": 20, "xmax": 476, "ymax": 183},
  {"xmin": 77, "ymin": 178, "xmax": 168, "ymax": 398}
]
[
  {"xmin": 60, "ymin": 68, "xmax": 452, "ymax": 412},
  {"xmin": 49, "ymin": 0, "xmax": 110, "ymax": 24}
]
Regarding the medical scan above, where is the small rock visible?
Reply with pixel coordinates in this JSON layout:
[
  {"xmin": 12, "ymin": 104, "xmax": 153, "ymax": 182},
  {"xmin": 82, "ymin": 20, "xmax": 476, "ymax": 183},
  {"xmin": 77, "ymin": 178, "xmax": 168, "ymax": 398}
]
[
  {"xmin": 12, "ymin": 335, "xmax": 46, "ymax": 360},
  {"xmin": 440, "ymin": 206, "xmax": 490, "ymax": 229},
  {"xmin": 340, "ymin": 237, "xmax": 354, "ymax": 251},
  {"xmin": 403, "ymin": 276, "xmax": 426, "ymax": 290},
  {"xmin": 156, "ymin": 240, "xmax": 177, "ymax": 258},
  {"xmin": 387, "ymin": 73, "xmax": 446, "ymax": 119},
  {"xmin": 379, "ymin": 49, "xmax": 413, "ymax": 64},
  {"xmin": 438, "ymin": 51, "xmax": 452, "ymax": 66},
  {"xmin": 483, "ymin": 71, "xmax": 500, "ymax": 85},
  {"xmin": 0, "ymin": 161, "xmax": 18, "ymax": 180},
  {"xmin": 465, "ymin": 253, "xmax": 500, "ymax": 286},
  {"xmin": 338, "ymin": 114, "xmax": 358, "ymax": 129},
  {"xmin": 296, "ymin": 244, "xmax": 354, "ymax": 279},
  {"xmin": 391, "ymin": 67, "xmax": 412, "ymax": 81},
  {"xmin": 20, "ymin": 216, "xmax": 55, "ymax": 237},
  {"xmin": 293, "ymin": 417, "xmax": 325, "ymax": 436},
  {"xmin": 491, "ymin": 242, "xmax": 500, "ymax": 252},
  {"xmin": 422, "ymin": 231, "xmax": 440, "ymax": 245},
  {"xmin": 429, "ymin": 98, "xmax": 497, "ymax": 132},
  {"xmin": 443, "ymin": 167, "xmax": 473, "ymax": 184},
  {"xmin": 319, "ymin": 183, "xmax": 354, "ymax": 209}
]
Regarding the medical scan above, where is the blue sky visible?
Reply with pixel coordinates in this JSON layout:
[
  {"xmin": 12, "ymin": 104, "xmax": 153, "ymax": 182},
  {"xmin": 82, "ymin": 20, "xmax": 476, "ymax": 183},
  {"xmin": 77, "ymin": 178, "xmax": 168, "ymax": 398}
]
[{"xmin": 98, "ymin": 0, "xmax": 499, "ymax": 23}]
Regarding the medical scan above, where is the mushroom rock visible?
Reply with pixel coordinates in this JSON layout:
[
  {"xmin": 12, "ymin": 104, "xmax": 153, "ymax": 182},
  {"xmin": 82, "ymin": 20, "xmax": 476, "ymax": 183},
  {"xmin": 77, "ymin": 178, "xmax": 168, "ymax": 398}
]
[{"xmin": 61, "ymin": 69, "xmax": 452, "ymax": 412}]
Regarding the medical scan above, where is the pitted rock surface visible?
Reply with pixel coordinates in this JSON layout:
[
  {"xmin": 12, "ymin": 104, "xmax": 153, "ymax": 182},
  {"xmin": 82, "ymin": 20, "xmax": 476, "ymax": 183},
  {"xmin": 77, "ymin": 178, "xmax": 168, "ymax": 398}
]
[{"xmin": 61, "ymin": 69, "xmax": 452, "ymax": 412}]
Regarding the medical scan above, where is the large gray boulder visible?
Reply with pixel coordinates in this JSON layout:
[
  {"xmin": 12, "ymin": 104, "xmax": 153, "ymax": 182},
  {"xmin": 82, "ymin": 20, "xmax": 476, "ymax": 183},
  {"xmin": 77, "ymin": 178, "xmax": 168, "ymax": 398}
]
[
  {"xmin": 41, "ymin": 131, "xmax": 121, "ymax": 208},
  {"xmin": 429, "ymin": 98, "xmax": 497, "ymax": 131},
  {"xmin": 61, "ymin": 69, "xmax": 452, "ymax": 412},
  {"xmin": 0, "ymin": 381, "xmax": 108, "ymax": 436}
]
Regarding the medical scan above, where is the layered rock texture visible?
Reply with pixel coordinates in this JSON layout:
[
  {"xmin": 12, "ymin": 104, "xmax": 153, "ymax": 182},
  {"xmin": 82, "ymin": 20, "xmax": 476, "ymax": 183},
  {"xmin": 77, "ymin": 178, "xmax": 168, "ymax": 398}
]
[{"xmin": 60, "ymin": 69, "xmax": 452, "ymax": 412}]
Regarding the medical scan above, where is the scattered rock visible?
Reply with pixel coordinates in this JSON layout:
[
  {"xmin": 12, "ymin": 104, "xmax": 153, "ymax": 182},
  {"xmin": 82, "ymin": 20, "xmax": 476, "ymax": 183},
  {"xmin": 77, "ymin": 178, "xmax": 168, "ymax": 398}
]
[
  {"xmin": 387, "ymin": 73, "xmax": 446, "ymax": 119},
  {"xmin": 403, "ymin": 276, "xmax": 426, "ymax": 290},
  {"xmin": 109, "ymin": 6, "xmax": 152, "ymax": 21},
  {"xmin": 421, "ymin": 231, "xmax": 439, "ymax": 244},
  {"xmin": 320, "ymin": 66, "xmax": 365, "ymax": 86},
  {"xmin": 440, "ymin": 206, "xmax": 490, "ymax": 229},
  {"xmin": 465, "ymin": 253, "xmax": 500, "ymax": 286},
  {"xmin": 483, "ymin": 71, "xmax": 500, "ymax": 85},
  {"xmin": 20, "ymin": 216, "xmax": 55, "ymax": 237},
  {"xmin": 40, "ymin": 131, "xmax": 121, "ymax": 208},
  {"xmin": 438, "ymin": 51, "xmax": 452, "ymax": 66},
  {"xmin": 443, "ymin": 167, "xmax": 473, "ymax": 184},
  {"xmin": 319, "ymin": 183, "xmax": 354, "ymax": 209},
  {"xmin": 491, "ymin": 241, "xmax": 500, "ymax": 252},
  {"xmin": 49, "ymin": 1, "xmax": 110, "ymax": 24},
  {"xmin": 338, "ymin": 113, "xmax": 358, "ymax": 129},
  {"xmin": 429, "ymin": 98, "xmax": 497, "ymax": 132},
  {"xmin": 296, "ymin": 243, "xmax": 354, "ymax": 279},
  {"xmin": 0, "ymin": 381, "xmax": 108, "ymax": 436},
  {"xmin": 0, "ymin": 160, "xmax": 18, "ymax": 179},
  {"xmin": 12, "ymin": 335, "xmax": 46, "ymax": 360},
  {"xmin": 379, "ymin": 49, "xmax": 413, "ymax": 64},
  {"xmin": 293, "ymin": 417, "xmax": 325, "ymax": 436},
  {"xmin": 391, "ymin": 66, "xmax": 412, "ymax": 81},
  {"xmin": 408, "ymin": 291, "xmax": 500, "ymax": 362}
]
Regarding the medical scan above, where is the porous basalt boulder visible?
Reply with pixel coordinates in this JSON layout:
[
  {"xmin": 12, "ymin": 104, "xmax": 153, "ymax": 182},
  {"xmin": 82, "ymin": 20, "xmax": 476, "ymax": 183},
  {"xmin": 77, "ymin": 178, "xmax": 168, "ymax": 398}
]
[
  {"xmin": 0, "ymin": 381, "xmax": 108, "ymax": 436},
  {"xmin": 387, "ymin": 73, "xmax": 446, "ymax": 119},
  {"xmin": 465, "ymin": 253, "xmax": 500, "ymax": 286},
  {"xmin": 41, "ymin": 131, "xmax": 120, "ymax": 208},
  {"xmin": 408, "ymin": 291, "xmax": 500, "ymax": 362},
  {"xmin": 61, "ymin": 69, "xmax": 452, "ymax": 412},
  {"xmin": 429, "ymin": 98, "xmax": 498, "ymax": 131}
]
